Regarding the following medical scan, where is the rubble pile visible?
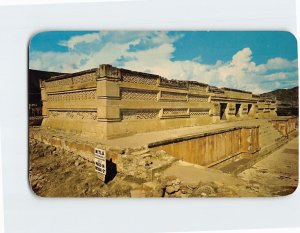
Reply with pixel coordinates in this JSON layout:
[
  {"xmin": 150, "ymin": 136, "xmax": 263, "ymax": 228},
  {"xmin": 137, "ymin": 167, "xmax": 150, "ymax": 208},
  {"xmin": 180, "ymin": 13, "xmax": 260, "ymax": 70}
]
[{"xmin": 118, "ymin": 148, "xmax": 177, "ymax": 182}]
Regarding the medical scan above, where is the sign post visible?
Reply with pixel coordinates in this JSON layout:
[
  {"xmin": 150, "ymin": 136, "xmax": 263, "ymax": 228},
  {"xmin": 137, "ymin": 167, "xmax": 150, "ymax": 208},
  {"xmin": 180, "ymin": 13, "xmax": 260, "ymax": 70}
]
[{"xmin": 94, "ymin": 148, "xmax": 106, "ymax": 182}]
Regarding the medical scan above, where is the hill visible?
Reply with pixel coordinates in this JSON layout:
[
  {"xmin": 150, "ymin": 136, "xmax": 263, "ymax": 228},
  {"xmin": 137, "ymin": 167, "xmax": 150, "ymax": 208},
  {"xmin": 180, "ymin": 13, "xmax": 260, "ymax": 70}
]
[
  {"xmin": 261, "ymin": 86, "xmax": 298, "ymax": 107},
  {"xmin": 262, "ymin": 86, "xmax": 298, "ymax": 116},
  {"xmin": 28, "ymin": 69, "xmax": 66, "ymax": 104}
]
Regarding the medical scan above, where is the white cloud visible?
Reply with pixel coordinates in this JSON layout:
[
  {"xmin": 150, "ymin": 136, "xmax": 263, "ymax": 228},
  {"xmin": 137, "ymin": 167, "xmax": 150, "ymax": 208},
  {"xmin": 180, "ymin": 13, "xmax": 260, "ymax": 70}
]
[
  {"xmin": 29, "ymin": 31, "xmax": 298, "ymax": 94},
  {"xmin": 58, "ymin": 32, "xmax": 103, "ymax": 49},
  {"xmin": 264, "ymin": 57, "xmax": 297, "ymax": 70}
]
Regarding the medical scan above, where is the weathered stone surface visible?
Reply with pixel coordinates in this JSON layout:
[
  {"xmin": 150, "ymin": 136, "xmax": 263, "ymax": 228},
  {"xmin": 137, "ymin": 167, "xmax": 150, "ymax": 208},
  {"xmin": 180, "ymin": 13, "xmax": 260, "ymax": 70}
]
[
  {"xmin": 166, "ymin": 186, "xmax": 175, "ymax": 194},
  {"xmin": 141, "ymin": 153, "xmax": 152, "ymax": 158},
  {"xmin": 131, "ymin": 149, "xmax": 150, "ymax": 156},
  {"xmin": 197, "ymin": 185, "xmax": 215, "ymax": 195},
  {"xmin": 40, "ymin": 64, "xmax": 277, "ymax": 140},
  {"xmin": 173, "ymin": 185, "xmax": 180, "ymax": 192},
  {"xmin": 130, "ymin": 189, "xmax": 146, "ymax": 198}
]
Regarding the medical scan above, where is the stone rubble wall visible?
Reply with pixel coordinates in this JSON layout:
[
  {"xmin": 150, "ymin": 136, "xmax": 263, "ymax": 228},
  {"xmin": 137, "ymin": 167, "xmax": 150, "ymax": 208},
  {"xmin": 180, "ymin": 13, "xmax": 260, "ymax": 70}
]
[{"xmin": 29, "ymin": 129, "xmax": 177, "ymax": 184}]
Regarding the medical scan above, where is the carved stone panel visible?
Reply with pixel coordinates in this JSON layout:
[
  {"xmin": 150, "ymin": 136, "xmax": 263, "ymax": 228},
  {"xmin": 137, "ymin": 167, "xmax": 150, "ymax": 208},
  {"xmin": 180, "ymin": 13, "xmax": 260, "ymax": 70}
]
[
  {"xmin": 162, "ymin": 108, "xmax": 188, "ymax": 116},
  {"xmin": 48, "ymin": 89, "xmax": 96, "ymax": 102},
  {"xmin": 190, "ymin": 108, "xmax": 210, "ymax": 117},
  {"xmin": 121, "ymin": 109, "xmax": 159, "ymax": 120},
  {"xmin": 121, "ymin": 89, "xmax": 158, "ymax": 101},
  {"xmin": 188, "ymin": 94, "xmax": 208, "ymax": 102},
  {"xmin": 121, "ymin": 71, "xmax": 157, "ymax": 85},
  {"xmin": 72, "ymin": 73, "xmax": 95, "ymax": 84},
  {"xmin": 160, "ymin": 91, "xmax": 187, "ymax": 102},
  {"xmin": 48, "ymin": 110, "xmax": 97, "ymax": 120},
  {"xmin": 45, "ymin": 78, "xmax": 72, "ymax": 88}
]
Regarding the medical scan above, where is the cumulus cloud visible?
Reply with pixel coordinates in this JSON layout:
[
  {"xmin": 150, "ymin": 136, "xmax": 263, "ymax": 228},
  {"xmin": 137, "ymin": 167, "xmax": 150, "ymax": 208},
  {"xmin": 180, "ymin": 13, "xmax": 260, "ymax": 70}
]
[
  {"xmin": 58, "ymin": 32, "xmax": 103, "ymax": 49},
  {"xmin": 29, "ymin": 31, "xmax": 298, "ymax": 94},
  {"xmin": 263, "ymin": 57, "xmax": 298, "ymax": 71}
]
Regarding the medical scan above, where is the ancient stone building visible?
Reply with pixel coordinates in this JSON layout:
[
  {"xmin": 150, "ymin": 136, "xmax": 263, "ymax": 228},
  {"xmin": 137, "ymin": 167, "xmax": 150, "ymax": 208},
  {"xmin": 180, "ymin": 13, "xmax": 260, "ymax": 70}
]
[
  {"xmin": 40, "ymin": 64, "xmax": 277, "ymax": 139},
  {"xmin": 29, "ymin": 69, "xmax": 66, "ymax": 119}
]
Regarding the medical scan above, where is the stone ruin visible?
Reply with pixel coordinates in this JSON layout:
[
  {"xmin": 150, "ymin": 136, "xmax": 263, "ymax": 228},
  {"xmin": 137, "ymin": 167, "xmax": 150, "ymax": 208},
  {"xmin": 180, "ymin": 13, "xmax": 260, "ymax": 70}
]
[{"xmin": 28, "ymin": 64, "xmax": 298, "ymax": 197}]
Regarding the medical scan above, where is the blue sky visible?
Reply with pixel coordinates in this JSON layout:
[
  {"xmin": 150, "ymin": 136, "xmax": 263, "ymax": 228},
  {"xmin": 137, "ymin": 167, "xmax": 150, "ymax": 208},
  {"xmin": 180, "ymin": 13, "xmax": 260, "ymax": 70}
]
[{"xmin": 29, "ymin": 31, "xmax": 298, "ymax": 93}]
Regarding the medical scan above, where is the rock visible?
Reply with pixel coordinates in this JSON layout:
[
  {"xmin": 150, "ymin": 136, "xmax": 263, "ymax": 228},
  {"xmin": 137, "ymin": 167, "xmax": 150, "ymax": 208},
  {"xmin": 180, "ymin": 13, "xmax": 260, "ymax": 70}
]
[
  {"xmin": 124, "ymin": 148, "xmax": 132, "ymax": 155},
  {"xmin": 130, "ymin": 189, "xmax": 146, "ymax": 198},
  {"xmin": 187, "ymin": 184, "xmax": 197, "ymax": 190},
  {"xmin": 128, "ymin": 171, "xmax": 135, "ymax": 176},
  {"xmin": 166, "ymin": 180, "xmax": 173, "ymax": 186},
  {"xmin": 131, "ymin": 149, "xmax": 150, "ymax": 156},
  {"xmin": 106, "ymin": 146, "xmax": 124, "ymax": 154},
  {"xmin": 173, "ymin": 185, "xmax": 180, "ymax": 192},
  {"xmin": 141, "ymin": 153, "xmax": 152, "ymax": 158},
  {"xmin": 180, "ymin": 193, "xmax": 189, "ymax": 198},
  {"xmin": 144, "ymin": 160, "xmax": 152, "ymax": 167},
  {"xmin": 201, "ymin": 193, "xmax": 207, "ymax": 197},
  {"xmin": 155, "ymin": 150, "xmax": 167, "ymax": 156},
  {"xmin": 143, "ymin": 182, "xmax": 158, "ymax": 190},
  {"xmin": 173, "ymin": 178, "xmax": 181, "ymax": 185},
  {"xmin": 49, "ymin": 147, "xmax": 56, "ymax": 153},
  {"xmin": 174, "ymin": 191, "xmax": 182, "ymax": 197},
  {"xmin": 132, "ymin": 146, "xmax": 143, "ymax": 152},
  {"xmin": 212, "ymin": 181, "xmax": 223, "ymax": 187},
  {"xmin": 138, "ymin": 160, "xmax": 146, "ymax": 166},
  {"xmin": 154, "ymin": 173, "xmax": 161, "ymax": 178},
  {"xmin": 197, "ymin": 185, "xmax": 215, "ymax": 195},
  {"xmin": 253, "ymin": 183, "xmax": 260, "ymax": 188},
  {"xmin": 75, "ymin": 160, "xmax": 80, "ymax": 166},
  {"xmin": 166, "ymin": 186, "xmax": 175, "ymax": 194},
  {"xmin": 181, "ymin": 188, "xmax": 188, "ymax": 194},
  {"xmin": 142, "ymin": 182, "xmax": 164, "ymax": 197},
  {"xmin": 53, "ymin": 151, "xmax": 59, "ymax": 156}
]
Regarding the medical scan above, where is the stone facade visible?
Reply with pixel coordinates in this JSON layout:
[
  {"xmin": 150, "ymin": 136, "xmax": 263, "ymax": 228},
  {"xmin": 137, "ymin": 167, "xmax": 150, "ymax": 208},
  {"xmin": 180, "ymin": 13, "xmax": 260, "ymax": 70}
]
[{"xmin": 41, "ymin": 64, "xmax": 277, "ymax": 139}]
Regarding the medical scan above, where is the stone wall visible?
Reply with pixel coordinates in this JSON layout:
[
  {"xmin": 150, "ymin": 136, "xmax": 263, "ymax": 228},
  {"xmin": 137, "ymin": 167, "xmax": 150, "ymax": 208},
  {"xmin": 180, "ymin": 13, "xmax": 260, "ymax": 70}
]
[
  {"xmin": 270, "ymin": 116, "xmax": 298, "ymax": 137},
  {"xmin": 41, "ymin": 64, "xmax": 277, "ymax": 139},
  {"xmin": 149, "ymin": 126, "xmax": 259, "ymax": 167},
  {"xmin": 41, "ymin": 69, "xmax": 99, "ymax": 136}
]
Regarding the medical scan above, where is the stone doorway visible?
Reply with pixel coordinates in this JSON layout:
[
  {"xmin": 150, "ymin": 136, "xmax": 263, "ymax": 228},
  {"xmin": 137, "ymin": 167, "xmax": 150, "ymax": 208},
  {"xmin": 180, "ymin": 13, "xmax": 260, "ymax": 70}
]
[
  {"xmin": 220, "ymin": 103, "xmax": 227, "ymax": 120},
  {"xmin": 248, "ymin": 104, "xmax": 252, "ymax": 114},
  {"xmin": 235, "ymin": 104, "xmax": 241, "ymax": 117}
]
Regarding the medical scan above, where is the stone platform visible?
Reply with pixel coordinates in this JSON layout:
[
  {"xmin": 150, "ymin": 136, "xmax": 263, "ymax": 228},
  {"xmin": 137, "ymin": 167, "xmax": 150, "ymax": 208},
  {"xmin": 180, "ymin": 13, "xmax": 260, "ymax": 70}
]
[{"xmin": 30, "ymin": 117, "xmax": 297, "ymax": 170}]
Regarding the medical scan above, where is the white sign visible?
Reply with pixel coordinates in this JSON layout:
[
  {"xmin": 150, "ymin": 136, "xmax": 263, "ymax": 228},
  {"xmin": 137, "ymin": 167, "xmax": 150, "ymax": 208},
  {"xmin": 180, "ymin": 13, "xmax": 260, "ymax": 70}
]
[{"xmin": 94, "ymin": 148, "xmax": 106, "ymax": 176}]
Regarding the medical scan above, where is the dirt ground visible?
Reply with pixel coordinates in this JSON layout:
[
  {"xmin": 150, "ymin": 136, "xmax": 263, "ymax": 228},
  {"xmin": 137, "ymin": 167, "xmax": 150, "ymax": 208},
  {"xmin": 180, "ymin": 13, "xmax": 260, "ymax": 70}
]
[
  {"xmin": 238, "ymin": 136, "xmax": 299, "ymax": 196},
  {"xmin": 29, "ymin": 136, "xmax": 299, "ymax": 198}
]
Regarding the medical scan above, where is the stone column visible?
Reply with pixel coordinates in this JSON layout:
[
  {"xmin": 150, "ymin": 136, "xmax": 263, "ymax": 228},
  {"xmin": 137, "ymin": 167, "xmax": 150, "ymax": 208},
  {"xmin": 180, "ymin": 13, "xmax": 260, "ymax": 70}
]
[
  {"xmin": 210, "ymin": 102, "xmax": 220, "ymax": 123},
  {"xmin": 40, "ymin": 80, "xmax": 48, "ymax": 119},
  {"xmin": 225, "ymin": 103, "xmax": 236, "ymax": 121},
  {"xmin": 96, "ymin": 64, "xmax": 121, "ymax": 139},
  {"xmin": 247, "ymin": 103, "xmax": 256, "ymax": 118},
  {"xmin": 270, "ymin": 100, "xmax": 277, "ymax": 118}
]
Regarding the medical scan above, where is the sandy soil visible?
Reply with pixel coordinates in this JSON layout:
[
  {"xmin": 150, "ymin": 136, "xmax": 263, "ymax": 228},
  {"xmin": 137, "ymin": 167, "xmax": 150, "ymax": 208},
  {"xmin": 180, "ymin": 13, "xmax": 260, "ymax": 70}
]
[{"xmin": 238, "ymin": 137, "xmax": 299, "ymax": 196}]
